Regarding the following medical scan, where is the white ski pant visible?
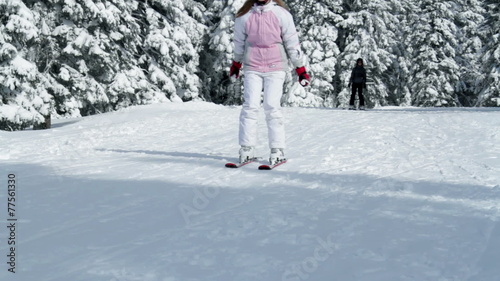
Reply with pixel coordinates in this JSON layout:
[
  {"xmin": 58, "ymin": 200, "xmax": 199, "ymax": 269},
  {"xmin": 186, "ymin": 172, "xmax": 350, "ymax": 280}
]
[{"xmin": 239, "ymin": 70, "xmax": 286, "ymax": 149}]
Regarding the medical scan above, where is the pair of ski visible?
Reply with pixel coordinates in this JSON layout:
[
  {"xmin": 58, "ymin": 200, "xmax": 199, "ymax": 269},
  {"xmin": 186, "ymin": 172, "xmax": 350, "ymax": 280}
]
[{"xmin": 225, "ymin": 157, "xmax": 287, "ymax": 170}]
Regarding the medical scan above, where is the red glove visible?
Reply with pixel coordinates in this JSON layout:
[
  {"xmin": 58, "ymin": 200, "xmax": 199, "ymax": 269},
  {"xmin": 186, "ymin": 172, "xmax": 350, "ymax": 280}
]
[
  {"xmin": 229, "ymin": 61, "xmax": 242, "ymax": 78},
  {"xmin": 295, "ymin": 66, "xmax": 310, "ymax": 87}
]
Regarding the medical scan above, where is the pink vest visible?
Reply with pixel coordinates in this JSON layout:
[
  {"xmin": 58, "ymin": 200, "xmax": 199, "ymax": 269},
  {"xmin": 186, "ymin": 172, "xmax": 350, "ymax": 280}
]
[{"xmin": 233, "ymin": 1, "xmax": 304, "ymax": 72}]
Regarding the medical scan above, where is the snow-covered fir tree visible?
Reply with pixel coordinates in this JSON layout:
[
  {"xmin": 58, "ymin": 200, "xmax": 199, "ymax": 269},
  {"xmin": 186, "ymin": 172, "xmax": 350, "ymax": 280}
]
[
  {"xmin": 405, "ymin": 0, "xmax": 461, "ymax": 107},
  {"xmin": 382, "ymin": 0, "xmax": 414, "ymax": 106},
  {"xmin": 40, "ymin": 0, "xmax": 146, "ymax": 115},
  {"xmin": 285, "ymin": 0, "xmax": 341, "ymax": 107},
  {"xmin": 0, "ymin": 0, "xmax": 52, "ymax": 130},
  {"xmin": 476, "ymin": 0, "xmax": 500, "ymax": 106},
  {"xmin": 200, "ymin": 0, "xmax": 244, "ymax": 105},
  {"xmin": 142, "ymin": 0, "xmax": 206, "ymax": 102},
  {"xmin": 454, "ymin": 0, "xmax": 485, "ymax": 106}
]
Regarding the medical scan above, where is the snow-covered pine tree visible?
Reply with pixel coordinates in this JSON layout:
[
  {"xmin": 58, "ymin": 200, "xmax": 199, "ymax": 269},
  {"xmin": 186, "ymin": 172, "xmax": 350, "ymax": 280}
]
[
  {"xmin": 142, "ymin": 0, "xmax": 206, "ymax": 102},
  {"xmin": 476, "ymin": 0, "xmax": 500, "ymax": 106},
  {"xmin": 454, "ymin": 0, "xmax": 485, "ymax": 106},
  {"xmin": 41, "ymin": 0, "xmax": 168, "ymax": 115},
  {"xmin": 98, "ymin": 0, "xmax": 166, "ymax": 109},
  {"xmin": 26, "ymin": 2, "xmax": 75, "ymax": 119},
  {"xmin": 405, "ymin": 0, "xmax": 461, "ymax": 107},
  {"xmin": 383, "ymin": 0, "xmax": 414, "ymax": 106},
  {"xmin": 0, "ymin": 0, "xmax": 52, "ymax": 130},
  {"xmin": 284, "ymin": 0, "xmax": 340, "ymax": 107},
  {"xmin": 200, "ymin": 0, "xmax": 244, "ymax": 105}
]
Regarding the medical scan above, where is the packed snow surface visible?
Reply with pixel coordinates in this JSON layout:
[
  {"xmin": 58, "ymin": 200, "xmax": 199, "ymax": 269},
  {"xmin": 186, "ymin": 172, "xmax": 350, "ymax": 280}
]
[{"xmin": 1, "ymin": 101, "xmax": 499, "ymax": 281}]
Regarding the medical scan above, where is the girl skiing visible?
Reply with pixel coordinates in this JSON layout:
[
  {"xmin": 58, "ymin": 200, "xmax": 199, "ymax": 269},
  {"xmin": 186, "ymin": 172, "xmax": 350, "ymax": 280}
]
[
  {"xmin": 229, "ymin": 0, "xmax": 310, "ymax": 165},
  {"xmin": 348, "ymin": 58, "xmax": 367, "ymax": 110}
]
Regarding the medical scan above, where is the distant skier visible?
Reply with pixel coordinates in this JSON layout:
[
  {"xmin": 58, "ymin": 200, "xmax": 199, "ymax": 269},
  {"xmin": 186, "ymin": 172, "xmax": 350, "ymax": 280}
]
[
  {"xmin": 348, "ymin": 58, "xmax": 367, "ymax": 110},
  {"xmin": 229, "ymin": 0, "xmax": 310, "ymax": 165}
]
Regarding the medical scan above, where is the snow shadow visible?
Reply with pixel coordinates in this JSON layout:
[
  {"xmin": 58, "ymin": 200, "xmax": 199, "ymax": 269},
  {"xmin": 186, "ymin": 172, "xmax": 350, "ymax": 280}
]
[
  {"xmin": 2, "ymin": 163, "xmax": 500, "ymax": 281},
  {"xmin": 50, "ymin": 119, "xmax": 81, "ymax": 128},
  {"xmin": 96, "ymin": 147, "xmax": 500, "ymax": 217},
  {"xmin": 95, "ymin": 148, "xmax": 229, "ymax": 161}
]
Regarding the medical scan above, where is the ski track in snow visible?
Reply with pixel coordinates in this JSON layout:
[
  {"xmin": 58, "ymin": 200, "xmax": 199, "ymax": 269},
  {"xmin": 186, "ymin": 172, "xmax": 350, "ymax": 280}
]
[{"xmin": 0, "ymin": 102, "xmax": 499, "ymax": 281}]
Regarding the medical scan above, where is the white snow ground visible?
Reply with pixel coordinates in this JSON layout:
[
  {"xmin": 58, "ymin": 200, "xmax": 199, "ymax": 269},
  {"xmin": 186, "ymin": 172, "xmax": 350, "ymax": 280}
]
[{"xmin": 1, "ymin": 101, "xmax": 499, "ymax": 281}]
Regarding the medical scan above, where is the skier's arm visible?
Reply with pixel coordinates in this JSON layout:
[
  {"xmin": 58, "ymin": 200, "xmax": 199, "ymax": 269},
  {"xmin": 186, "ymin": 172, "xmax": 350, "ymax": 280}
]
[
  {"xmin": 233, "ymin": 16, "xmax": 247, "ymax": 63},
  {"xmin": 363, "ymin": 69, "xmax": 367, "ymax": 88},
  {"xmin": 279, "ymin": 9, "xmax": 304, "ymax": 68}
]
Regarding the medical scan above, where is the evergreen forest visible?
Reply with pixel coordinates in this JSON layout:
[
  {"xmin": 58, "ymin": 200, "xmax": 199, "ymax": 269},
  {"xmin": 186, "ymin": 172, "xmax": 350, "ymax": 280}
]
[{"xmin": 1, "ymin": 0, "xmax": 499, "ymax": 130}]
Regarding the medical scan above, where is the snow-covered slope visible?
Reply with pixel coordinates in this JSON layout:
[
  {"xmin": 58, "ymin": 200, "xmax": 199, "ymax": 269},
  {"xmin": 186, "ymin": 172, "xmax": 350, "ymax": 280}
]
[{"xmin": 1, "ymin": 102, "xmax": 499, "ymax": 281}]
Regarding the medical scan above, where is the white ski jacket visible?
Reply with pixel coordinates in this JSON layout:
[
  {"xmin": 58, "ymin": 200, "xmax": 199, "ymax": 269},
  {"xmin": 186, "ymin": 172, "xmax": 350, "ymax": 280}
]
[{"xmin": 233, "ymin": 1, "xmax": 304, "ymax": 72}]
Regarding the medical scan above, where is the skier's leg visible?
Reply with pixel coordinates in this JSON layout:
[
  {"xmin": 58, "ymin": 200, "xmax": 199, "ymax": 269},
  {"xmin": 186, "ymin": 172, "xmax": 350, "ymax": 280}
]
[
  {"xmin": 239, "ymin": 71, "xmax": 263, "ymax": 147},
  {"xmin": 349, "ymin": 85, "xmax": 356, "ymax": 107},
  {"xmin": 262, "ymin": 71, "xmax": 286, "ymax": 149},
  {"xmin": 358, "ymin": 85, "xmax": 365, "ymax": 107}
]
